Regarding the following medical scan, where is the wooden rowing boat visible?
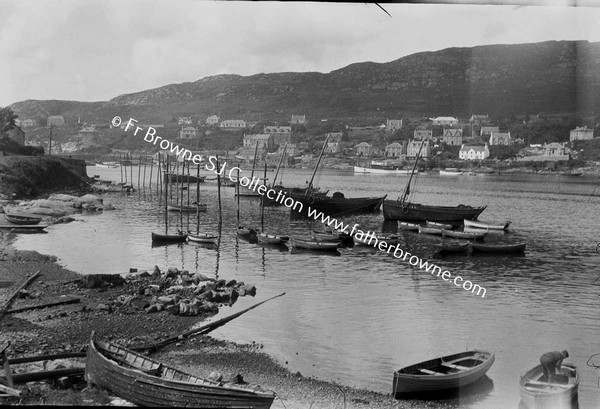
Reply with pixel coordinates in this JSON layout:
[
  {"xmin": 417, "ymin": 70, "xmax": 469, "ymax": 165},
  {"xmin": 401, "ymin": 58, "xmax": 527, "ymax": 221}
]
[
  {"xmin": 519, "ymin": 363, "xmax": 578, "ymax": 409},
  {"xmin": 442, "ymin": 230, "xmax": 488, "ymax": 240},
  {"xmin": 187, "ymin": 233, "xmax": 218, "ymax": 244},
  {"xmin": 256, "ymin": 233, "xmax": 289, "ymax": 245},
  {"xmin": 353, "ymin": 234, "xmax": 398, "ymax": 247},
  {"xmin": 4, "ymin": 214, "xmax": 42, "ymax": 225},
  {"xmin": 470, "ymin": 242, "xmax": 526, "ymax": 254},
  {"xmin": 85, "ymin": 333, "xmax": 275, "ymax": 408},
  {"xmin": 291, "ymin": 237, "xmax": 341, "ymax": 251},
  {"xmin": 434, "ymin": 241, "xmax": 471, "ymax": 256},
  {"xmin": 426, "ymin": 221, "xmax": 453, "ymax": 230},
  {"xmin": 464, "ymin": 219, "xmax": 511, "ymax": 231},
  {"xmin": 167, "ymin": 204, "xmax": 207, "ymax": 213},
  {"xmin": 418, "ymin": 226, "xmax": 445, "ymax": 236},
  {"xmin": 151, "ymin": 232, "xmax": 187, "ymax": 243},
  {"xmin": 237, "ymin": 226, "xmax": 257, "ymax": 237},
  {"xmin": 398, "ymin": 222, "xmax": 420, "ymax": 231},
  {"xmin": 311, "ymin": 230, "xmax": 343, "ymax": 242},
  {"xmin": 393, "ymin": 350, "xmax": 495, "ymax": 397}
]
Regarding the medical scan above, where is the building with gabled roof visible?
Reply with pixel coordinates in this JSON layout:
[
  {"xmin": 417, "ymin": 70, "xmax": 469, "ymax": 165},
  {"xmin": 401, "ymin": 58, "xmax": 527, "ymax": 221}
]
[
  {"xmin": 489, "ymin": 132, "xmax": 512, "ymax": 146},
  {"xmin": 570, "ymin": 126, "xmax": 594, "ymax": 142},
  {"xmin": 386, "ymin": 119, "xmax": 403, "ymax": 132},
  {"xmin": 291, "ymin": 115, "xmax": 306, "ymax": 125},
  {"xmin": 430, "ymin": 117, "xmax": 458, "ymax": 126},
  {"xmin": 354, "ymin": 142, "xmax": 372, "ymax": 156},
  {"xmin": 179, "ymin": 126, "xmax": 197, "ymax": 139},
  {"xmin": 459, "ymin": 144, "xmax": 489, "ymax": 160},
  {"xmin": 442, "ymin": 128, "xmax": 463, "ymax": 146},
  {"xmin": 385, "ymin": 142, "xmax": 404, "ymax": 158},
  {"xmin": 407, "ymin": 139, "xmax": 430, "ymax": 158}
]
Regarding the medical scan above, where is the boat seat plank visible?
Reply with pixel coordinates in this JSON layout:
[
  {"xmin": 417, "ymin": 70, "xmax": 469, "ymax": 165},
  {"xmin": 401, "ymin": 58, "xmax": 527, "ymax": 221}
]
[
  {"xmin": 419, "ymin": 368, "xmax": 443, "ymax": 376},
  {"xmin": 442, "ymin": 363, "xmax": 470, "ymax": 371},
  {"xmin": 525, "ymin": 380, "xmax": 572, "ymax": 389}
]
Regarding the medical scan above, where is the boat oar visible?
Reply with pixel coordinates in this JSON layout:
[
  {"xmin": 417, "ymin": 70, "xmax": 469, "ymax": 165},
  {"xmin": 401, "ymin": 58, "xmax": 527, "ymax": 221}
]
[{"xmin": 133, "ymin": 292, "xmax": 286, "ymax": 353}]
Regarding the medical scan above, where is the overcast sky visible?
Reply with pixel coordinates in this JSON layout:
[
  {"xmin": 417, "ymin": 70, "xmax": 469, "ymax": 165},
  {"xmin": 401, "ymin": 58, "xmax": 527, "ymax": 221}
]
[{"xmin": 1, "ymin": 0, "xmax": 600, "ymax": 107}]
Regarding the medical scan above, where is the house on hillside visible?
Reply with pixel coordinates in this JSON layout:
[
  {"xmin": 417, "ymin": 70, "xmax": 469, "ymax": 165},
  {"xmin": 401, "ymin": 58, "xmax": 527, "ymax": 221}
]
[
  {"xmin": 324, "ymin": 133, "xmax": 343, "ymax": 153},
  {"xmin": 47, "ymin": 115, "xmax": 65, "ymax": 127},
  {"xmin": 205, "ymin": 115, "xmax": 220, "ymax": 126},
  {"xmin": 178, "ymin": 117, "xmax": 192, "ymax": 125},
  {"xmin": 279, "ymin": 143, "xmax": 300, "ymax": 157},
  {"xmin": 480, "ymin": 126, "xmax": 499, "ymax": 138},
  {"xmin": 570, "ymin": 126, "xmax": 594, "ymax": 142},
  {"xmin": 407, "ymin": 139, "xmax": 430, "ymax": 158},
  {"xmin": 21, "ymin": 119, "xmax": 37, "ymax": 127},
  {"xmin": 489, "ymin": 132, "xmax": 512, "ymax": 146},
  {"xmin": 442, "ymin": 128, "xmax": 463, "ymax": 146},
  {"xmin": 179, "ymin": 126, "xmax": 197, "ymax": 139},
  {"xmin": 385, "ymin": 142, "xmax": 404, "ymax": 158},
  {"xmin": 264, "ymin": 125, "xmax": 292, "ymax": 146},
  {"xmin": 291, "ymin": 115, "xmax": 306, "ymax": 125},
  {"xmin": 386, "ymin": 119, "xmax": 403, "ymax": 132},
  {"xmin": 459, "ymin": 144, "xmax": 489, "ymax": 160},
  {"xmin": 430, "ymin": 117, "xmax": 458, "ymax": 126},
  {"xmin": 220, "ymin": 119, "xmax": 246, "ymax": 129},
  {"xmin": 469, "ymin": 114, "xmax": 489, "ymax": 125},
  {"xmin": 4, "ymin": 126, "xmax": 25, "ymax": 145},
  {"xmin": 354, "ymin": 142, "xmax": 372, "ymax": 156},
  {"xmin": 414, "ymin": 129, "xmax": 433, "ymax": 140},
  {"xmin": 243, "ymin": 134, "xmax": 273, "ymax": 151},
  {"xmin": 544, "ymin": 142, "xmax": 568, "ymax": 157}
]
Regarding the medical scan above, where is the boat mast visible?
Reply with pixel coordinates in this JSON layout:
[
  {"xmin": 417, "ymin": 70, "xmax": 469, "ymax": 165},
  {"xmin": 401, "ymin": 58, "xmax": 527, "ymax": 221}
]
[
  {"xmin": 272, "ymin": 143, "xmax": 287, "ymax": 187},
  {"xmin": 400, "ymin": 138, "xmax": 426, "ymax": 204},
  {"xmin": 306, "ymin": 134, "xmax": 330, "ymax": 194},
  {"xmin": 250, "ymin": 141, "xmax": 259, "ymax": 180}
]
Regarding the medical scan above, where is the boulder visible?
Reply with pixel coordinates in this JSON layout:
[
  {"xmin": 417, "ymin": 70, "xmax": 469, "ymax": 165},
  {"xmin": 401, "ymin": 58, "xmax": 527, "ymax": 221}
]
[
  {"xmin": 165, "ymin": 304, "xmax": 180, "ymax": 315},
  {"xmin": 81, "ymin": 274, "xmax": 125, "ymax": 289}
]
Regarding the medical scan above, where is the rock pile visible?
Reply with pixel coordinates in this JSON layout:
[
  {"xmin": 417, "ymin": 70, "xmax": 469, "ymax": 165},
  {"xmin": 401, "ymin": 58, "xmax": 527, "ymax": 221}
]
[{"xmin": 3, "ymin": 193, "xmax": 115, "ymax": 218}]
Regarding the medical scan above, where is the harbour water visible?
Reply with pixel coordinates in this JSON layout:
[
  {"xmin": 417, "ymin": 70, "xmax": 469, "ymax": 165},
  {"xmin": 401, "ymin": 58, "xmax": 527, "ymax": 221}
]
[{"xmin": 14, "ymin": 166, "xmax": 600, "ymax": 408}]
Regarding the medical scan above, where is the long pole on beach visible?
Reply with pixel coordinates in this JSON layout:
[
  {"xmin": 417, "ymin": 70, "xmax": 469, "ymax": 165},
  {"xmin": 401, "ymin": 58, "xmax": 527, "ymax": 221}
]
[
  {"xmin": 216, "ymin": 156, "xmax": 222, "ymax": 222},
  {"xmin": 236, "ymin": 167, "xmax": 240, "ymax": 227},
  {"xmin": 137, "ymin": 155, "xmax": 141, "ymax": 191},
  {"xmin": 129, "ymin": 153, "xmax": 133, "ymax": 187},
  {"xmin": 196, "ymin": 163, "xmax": 200, "ymax": 234},
  {"xmin": 164, "ymin": 155, "xmax": 169, "ymax": 233},
  {"xmin": 148, "ymin": 155, "xmax": 153, "ymax": 193},
  {"xmin": 119, "ymin": 154, "xmax": 123, "ymax": 184},
  {"xmin": 186, "ymin": 160, "xmax": 190, "ymax": 207},
  {"xmin": 261, "ymin": 163, "xmax": 266, "ymax": 232}
]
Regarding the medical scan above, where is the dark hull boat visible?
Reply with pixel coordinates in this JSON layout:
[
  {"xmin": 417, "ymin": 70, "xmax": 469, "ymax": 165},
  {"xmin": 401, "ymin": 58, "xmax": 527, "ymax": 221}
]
[
  {"xmin": 4, "ymin": 213, "xmax": 42, "ymax": 225},
  {"xmin": 290, "ymin": 193, "xmax": 386, "ymax": 217},
  {"xmin": 85, "ymin": 334, "xmax": 275, "ymax": 408},
  {"xmin": 151, "ymin": 232, "xmax": 187, "ymax": 243},
  {"xmin": 393, "ymin": 350, "xmax": 495, "ymax": 397},
  {"xmin": 164, "ymin": 173, "xmax": 206, "ymax": 184},
  {"xmin": 383, "ymin": 201, "xmax": 486, "ymax": 225},
  {"xmin": 291, "ymin": 237, "xmax": 341, "ymax": 251},
  {"xmin": 470, "ymin": 242, "xmax": 526, "ymax": 254},
  {"xmin": 167, "ymin": 204, "xmax": 207, "ymax": 213}
]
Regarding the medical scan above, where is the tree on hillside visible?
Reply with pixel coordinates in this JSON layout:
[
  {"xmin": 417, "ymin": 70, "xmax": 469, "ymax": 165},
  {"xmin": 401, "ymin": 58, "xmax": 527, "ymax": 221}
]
[{"xmin": 0, "ymin": 107, "xmax": 19, "ymax": 134}]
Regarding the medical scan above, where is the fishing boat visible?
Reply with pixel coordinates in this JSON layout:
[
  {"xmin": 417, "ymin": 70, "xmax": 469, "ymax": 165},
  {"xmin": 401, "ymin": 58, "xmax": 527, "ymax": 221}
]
[
  {"xmin": 187, "ymin": 233, "xmax": 218, "ymax": 244},
  {"xmin": 290, "ymin": 135, "xmax": 387, "ymax": 217},
  {"xmin": 291, "ymin": 237, "xmax": 341, "ymax": 251},
  {"xmin": 392, "ymin": 350, "xmax": 495, "ymax": 397},
  {"xmin": 256, "ymin": 233, "xmax": 289, "ymax": 245},
  {"xmin": 519, "ymin": 363, "xmax": 578, "ymax": 409},
  {"xmin": 464, "ymin": 219, "xmax": 511, "ymax": 231},
  {"xmin": 85, "ymin": 334, "xmax": 275, "ymax": 408},
  {"xmin": 4, "ymin": 213, "xmax": 42, "ymax": 225},
  {"xmin": 442, "ymin": 230, "xmax": 488, "ymax": 241},
  {"xmin": 353, "ymin": 233, "xmax": 398, "ymax": 247},
  {"xmin": 470, "ymin": 242, "xmax": 526, "ymax": 254},
  {"xmin": 0, "ymin": 223, "xmax": 48, "ymax": 232},
  {"xmin": 353, "ymin": 161, "xmax": 414, "ymax": 175},
  {"xmin": 167, "ymin": 204, "xmax": 207, "ymax": 213},
  {"xmin": 383, "ymin": 141, "xmax": 486, "ymax": 225},
  {"xmin": 151, "ymin": 232, "xmax": 187, "ymax": 243}
]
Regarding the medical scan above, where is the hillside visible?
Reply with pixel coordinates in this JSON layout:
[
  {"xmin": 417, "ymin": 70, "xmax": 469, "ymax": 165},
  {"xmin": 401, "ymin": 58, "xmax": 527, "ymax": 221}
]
[{"xmin": 9, "ymin": 41, "xmax": 600, "ymax": 127}]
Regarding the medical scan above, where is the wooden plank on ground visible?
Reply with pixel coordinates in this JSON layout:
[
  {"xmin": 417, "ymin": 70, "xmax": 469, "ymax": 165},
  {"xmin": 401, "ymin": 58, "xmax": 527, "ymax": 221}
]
[{"xmin": 6, "ymin": 298, "xmax": 80, "ymax": 314}]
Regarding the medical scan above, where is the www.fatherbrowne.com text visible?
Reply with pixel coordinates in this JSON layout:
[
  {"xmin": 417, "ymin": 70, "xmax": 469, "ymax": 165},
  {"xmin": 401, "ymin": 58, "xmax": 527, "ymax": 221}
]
[{"xmin": 114, "ymin": 116, "xmax": 487, "ymax": 298}]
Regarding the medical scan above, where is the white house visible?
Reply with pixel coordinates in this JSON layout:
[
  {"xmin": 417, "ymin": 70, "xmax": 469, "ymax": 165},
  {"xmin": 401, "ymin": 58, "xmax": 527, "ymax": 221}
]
[
  {"xmin": 430, "ymin": 117, "xmax": 458, "ymax": 126},
  {"xmin": 570, "ymin": 126, "xmax": 594, "ymax": 142},
  {"xmin": 386, "ymin": 119, "xmax": 403, "ymax": 132},
  {"xmin": 459, "ymin": 144, "xmax": 490, "ymax": 160},
  {"xmin": 206, "ymin": 115, "xmax": 220, "ymax": 126}
]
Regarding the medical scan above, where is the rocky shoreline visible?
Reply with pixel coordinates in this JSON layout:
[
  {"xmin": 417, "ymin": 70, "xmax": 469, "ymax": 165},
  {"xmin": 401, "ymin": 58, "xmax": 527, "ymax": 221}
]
[{"xmin": 0, "ymin": 232, "xmax": 443, "ymax": 408}]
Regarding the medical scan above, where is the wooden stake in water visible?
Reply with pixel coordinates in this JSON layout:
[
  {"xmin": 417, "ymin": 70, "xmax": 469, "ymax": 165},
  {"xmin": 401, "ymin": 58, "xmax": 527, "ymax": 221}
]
[
  {"xmin": 142, "ymin": 155, "xmax": 147, "ymax": 191},
  {"xmin": 236, "ymin": 167, "xmax": 240, "ymax": 227},
  {"xmin": 216, "ymin": 155, "xmax": 222, "ymax": 222},
  {"xmin": 164, "ymin": 155, "xmax": 169, "ymax": 234},
  {"xmin": 149, "ymin": 154, "xmax": 153, "ymax": 192},
  {"xmin": 137, "ymin": 154, "xmax": 141, "ymax": 191},
  {"xmin": 196, "ymin": 163, "xmax": 200, "ymax": 235},
  {"xmin": 129, "ymin": 153, "xmax": 133, "ymax": 188},
  {"xmin": 119, "ymin": 154, "xmax": 123, "ymax": 184}
]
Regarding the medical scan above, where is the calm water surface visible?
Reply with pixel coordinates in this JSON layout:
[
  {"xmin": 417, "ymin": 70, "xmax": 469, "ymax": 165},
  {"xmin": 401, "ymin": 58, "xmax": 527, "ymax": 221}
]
[{"xmin": 15, "ymin": 166, "xmax": 600, "ymax": 408}]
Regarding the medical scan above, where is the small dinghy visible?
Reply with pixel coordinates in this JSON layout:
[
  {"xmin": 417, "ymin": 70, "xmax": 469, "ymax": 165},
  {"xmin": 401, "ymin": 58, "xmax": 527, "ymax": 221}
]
[
  {"xmin": 464, "ymin": 219, "xmax": 511, "ymax": 231},
  {"xmin": 393, "ymin": 350, "xmax": 495, "ymax": 397},
  {"xmin": 519, "ymin": 363, "xmax": 578, "ymax": 409},
  {"xmin": 187, "ymin": 233, "xmax": 218, "ymax": 244},
  {"xmin": 256, "ymin": 232, "xmax": 289, "ymax": 245}
]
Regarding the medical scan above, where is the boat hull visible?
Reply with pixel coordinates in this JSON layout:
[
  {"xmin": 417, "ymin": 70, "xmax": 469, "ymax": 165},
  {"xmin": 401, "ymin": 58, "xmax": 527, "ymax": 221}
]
[
  {"xmin": 470, "ymin": 242, "xmax": 526, "ymax": 254},
  {"xmin": 151, "ymin": 232, "xmax": 187, "ymax": 243},
  {"xmin": 464, "ymin": 219, "xmax": 511, "ymax": 231},
  {"xmin": 290, "ymin": 194, "xmax": 386, "ymax": 217},
  {"xmin": 257, "ymin": 233, "xmax": 289, "ymax": 245},
  {"xmin": 4, "ymin": 214, "xmax": 42, "ymax": 225},
  {"xmin": 519, "ymin": 364, "xmax": 579, "ymax": 409},
  {"xmin": 85, "ymin": 336, "xmax": 275, "ymax": 408},
  {"xmin": 354, "ymin": 166, "xmax": 413, "ymax": 175},
  {"xmin": 167, "ymin": 205, "xmax": 207, "ymax": 213},
  {"xmin": 291, "ymin": 238, "xmax": 341, "ymax": 251},
  {"xmin": 393, "ymin": 351, "xmax": 495, "ymax": 396},
  {"xmin": 187, "ymin": 233, "xmax": 218, "ymax": 243},
  {"xmin": 383, "ymin": 201, "xmax": 486, "ymax": 225}
]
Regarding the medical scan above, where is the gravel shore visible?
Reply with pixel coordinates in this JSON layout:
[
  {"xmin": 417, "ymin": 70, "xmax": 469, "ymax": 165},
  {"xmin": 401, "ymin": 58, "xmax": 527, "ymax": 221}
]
[{"xmin": 0, "ymin": 233, "xmax": 447, "ymax": 408}]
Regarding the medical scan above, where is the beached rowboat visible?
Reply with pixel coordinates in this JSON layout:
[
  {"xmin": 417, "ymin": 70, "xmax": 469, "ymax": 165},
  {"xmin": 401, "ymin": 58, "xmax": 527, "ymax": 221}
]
[
  {"xmin": 85, "ymin": 333, "xmax": 275, "ymax": 408},
  {"xmin": 464, "ymin": 219, "xmax": 511, "ymax": 231},
  {"xmin": 470, "ymin": 242, "xmax": 526, "ymax": 254},
  {"xmin": 256, "ymin": 233, "xmax": 289, "ymax": 245},
  {"xmin": 4, "ymin": 214, "xmax": 42, "ymax": 225},
  {"xmin": 519, "ymin": 363, "xmax": 578, "ymax": 409},
  {"xmin": 393, "ymin": 350, "xmax": 495, "ymax": 397}
]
